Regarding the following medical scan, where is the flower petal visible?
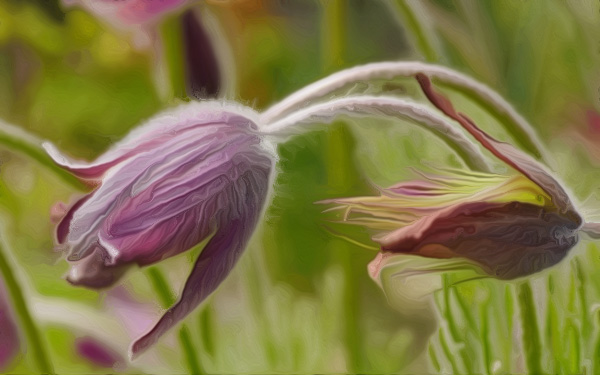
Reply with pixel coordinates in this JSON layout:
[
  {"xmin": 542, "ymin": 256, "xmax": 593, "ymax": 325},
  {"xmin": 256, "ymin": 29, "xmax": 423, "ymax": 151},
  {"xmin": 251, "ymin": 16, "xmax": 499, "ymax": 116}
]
[
  {"xmin": 63, "ymin": 0, "xmax": 188, "ymax": 27},
  {"xmin": 67, "ymin": 247, "xmax": 129, "ymax": 289},
  {"xmin": 130, "ymin": 163, "xmax": 268, "ymax": 357},
  {"xmin": 44, "ymin": 103, "xmax": 259, "ymax": 179},
  {"xmin": 379, "ymin": 200, "xmax": 580, "ymax": 279},
  {"xmin": 416, "ymin": 73, "xmax": 579, "ymax": 218},
  {"xmin": 75, "ymin": 336, "xmax": 124, "ymax": 369},
  {"xmin": 61, "ymin": 109, "xmax": 262, "ymax": 262}
]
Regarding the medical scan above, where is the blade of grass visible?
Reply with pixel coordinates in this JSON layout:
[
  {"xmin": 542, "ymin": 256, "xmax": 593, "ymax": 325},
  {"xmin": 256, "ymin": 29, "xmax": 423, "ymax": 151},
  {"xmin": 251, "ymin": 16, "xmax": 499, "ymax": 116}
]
[
  {"xmin": 321, "ymin": 1, "xmax": 365, "ymax": 372},
  {"xmin": 517, "ymin": 281, "xmax": 542, "ymax": 374},
  {"xmin": 0, "ymin": 238, "xmax": 54, "ymax": 374},
  {"xmin": 0, "ymin": 120, "xmax": 86, "ymax": 190},
  {"xmin": 388, "ymin": 0, "xmax": 440, "ymax": 62}
]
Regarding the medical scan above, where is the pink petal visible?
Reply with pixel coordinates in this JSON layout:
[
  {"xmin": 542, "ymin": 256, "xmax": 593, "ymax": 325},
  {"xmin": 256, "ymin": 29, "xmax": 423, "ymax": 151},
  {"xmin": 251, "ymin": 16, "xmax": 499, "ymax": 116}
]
[{"xmin": 62, "ymin": 0, "xmax": 188, "ymax": 27}]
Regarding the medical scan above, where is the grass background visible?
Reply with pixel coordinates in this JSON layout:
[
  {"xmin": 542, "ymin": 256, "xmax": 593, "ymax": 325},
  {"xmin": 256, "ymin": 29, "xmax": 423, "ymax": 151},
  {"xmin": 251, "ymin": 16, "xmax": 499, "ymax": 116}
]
[{"xmin": 0, "ymin": 0, "xmax": 600, "ymax": 373}]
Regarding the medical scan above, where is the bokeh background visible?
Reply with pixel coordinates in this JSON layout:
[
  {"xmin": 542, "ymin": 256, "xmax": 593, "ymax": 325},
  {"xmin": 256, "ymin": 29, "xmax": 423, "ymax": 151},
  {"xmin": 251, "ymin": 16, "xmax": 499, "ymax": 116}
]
[{"xmin": 1, "ymin": 0, "xmax": 600, "ymax": 373}]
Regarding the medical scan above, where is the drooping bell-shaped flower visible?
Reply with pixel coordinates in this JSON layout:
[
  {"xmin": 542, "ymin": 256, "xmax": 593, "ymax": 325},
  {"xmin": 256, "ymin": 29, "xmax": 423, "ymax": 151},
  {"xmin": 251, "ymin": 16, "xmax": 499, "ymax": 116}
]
[
  {"xmin": 46, "ymin": 102, "xmax": 273, "ymax": 356},
  {"xmin": 323, "ymin": 74, "xmax": 583, "ymax": 282}
]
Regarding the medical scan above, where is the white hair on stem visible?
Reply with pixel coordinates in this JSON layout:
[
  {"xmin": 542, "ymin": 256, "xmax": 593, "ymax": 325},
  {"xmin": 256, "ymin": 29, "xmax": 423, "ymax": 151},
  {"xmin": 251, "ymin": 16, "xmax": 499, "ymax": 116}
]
[
  {"xmin": 260, "ymin": 95, "xmax": 493, "ymax": 173},
  {"xmin": 260, "ymin": 61, "xmax": 551, "ymax": 164}
]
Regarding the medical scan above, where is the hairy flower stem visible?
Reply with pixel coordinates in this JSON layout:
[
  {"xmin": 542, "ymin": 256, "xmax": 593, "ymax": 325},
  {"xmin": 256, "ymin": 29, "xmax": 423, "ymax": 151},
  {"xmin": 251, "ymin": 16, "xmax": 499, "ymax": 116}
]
[
  {"xmin": 0, "ymin": 240, "xmax": 54, "ymax": 374},
  {"xmin": 263, "ymin": 95, "xmax": 493, "ymax": 172},
  {"xmin": 146, "ymin": 267, "xmax": 203, "ymax": 374},
  {"xmin": 261, "ymin": 62, "xmax": 551, "ymax": 164}
]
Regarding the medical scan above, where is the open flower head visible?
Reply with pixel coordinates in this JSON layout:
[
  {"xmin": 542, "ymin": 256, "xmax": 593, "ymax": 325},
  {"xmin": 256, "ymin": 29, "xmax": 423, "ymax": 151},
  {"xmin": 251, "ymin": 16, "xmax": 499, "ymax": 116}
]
[
  {"xmin": 46, "ymin": 102, "xmax": 273, "ymax": 356},
  {"xmin": 322, "ymin": 74, "xmax": 583, "ymax": 283}
]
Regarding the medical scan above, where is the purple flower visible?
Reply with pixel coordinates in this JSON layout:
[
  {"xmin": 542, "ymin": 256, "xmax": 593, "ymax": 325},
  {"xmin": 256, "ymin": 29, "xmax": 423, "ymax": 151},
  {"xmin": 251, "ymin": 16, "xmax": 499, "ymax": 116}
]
[
  {"xmin": 46, "ymin": 102, "xmax": 273, "ymax": 356},
  {"xmin": 76, "ymin": 336, "xmax": 124, "ymax": 369},
  {"xmin": 62, "ymin": 0, "xmax": 189, "ymax": 28},
  {"xmin": 0, "ymin": 281, "xmax": 20, "ymax": 372},
  {"xmin": 324, "ymin": 74, "xmax": 583, "ymax": 281}
]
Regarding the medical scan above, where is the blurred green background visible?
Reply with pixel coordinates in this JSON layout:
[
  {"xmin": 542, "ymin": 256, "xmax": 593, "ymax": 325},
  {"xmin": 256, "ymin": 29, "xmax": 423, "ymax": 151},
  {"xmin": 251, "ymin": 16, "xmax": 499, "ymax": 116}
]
[{"xmin": 1, "ymin": 0, "xmax": 600, "ymax": 373}]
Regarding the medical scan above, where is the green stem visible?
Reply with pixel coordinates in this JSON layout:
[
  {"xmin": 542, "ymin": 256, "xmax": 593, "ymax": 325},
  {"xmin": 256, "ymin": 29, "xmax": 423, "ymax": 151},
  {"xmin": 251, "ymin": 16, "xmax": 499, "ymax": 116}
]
[
  {"xmin": 179, "ymin": 326, "xmax": 202, "ymax": 375},
  {"xmin": 0, "ymin": 240, "xmax": 54, "ymax": 374},
  {"xmin": 441, "ymin": 275, "xmax": 470, "ymax": 373},
  {"xmin": 146, "ymin": 267, "xmax": 203, "ymax": 374},
  {"xmin": 0, "ymin": 121, "xmax": 86, "ymax": 190},
  {"xmin": 389, "ymin": 0, "xmax": 439, "ymax": 62},
  {"xmin": 320, "ymin": 1, "xmax": 365, "ymax": 372},
  {"xmin": 517, "ymin": 281, "xmax": 542, "ymax": 374},
  {"xmin": 160, "ymin": 15, "xmax": 187, "ymax": 101}
]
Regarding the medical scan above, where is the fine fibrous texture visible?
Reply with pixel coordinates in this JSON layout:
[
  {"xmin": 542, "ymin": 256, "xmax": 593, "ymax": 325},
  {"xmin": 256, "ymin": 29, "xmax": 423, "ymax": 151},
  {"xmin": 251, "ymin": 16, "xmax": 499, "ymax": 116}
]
[
  {"xmin": 47, "ymin": 102, "xmax": 273, "ymax": 356},
  {"xmin": 324, "ymin": 75, "xmax": 583, "ymax": 281}
]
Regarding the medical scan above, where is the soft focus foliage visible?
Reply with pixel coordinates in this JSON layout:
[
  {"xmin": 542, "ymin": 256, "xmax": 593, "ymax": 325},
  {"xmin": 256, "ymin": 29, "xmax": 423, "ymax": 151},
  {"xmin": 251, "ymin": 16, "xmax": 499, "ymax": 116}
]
[{"xmin": 1, "ymin": 1, "xmax": 600, "ymax": 374}]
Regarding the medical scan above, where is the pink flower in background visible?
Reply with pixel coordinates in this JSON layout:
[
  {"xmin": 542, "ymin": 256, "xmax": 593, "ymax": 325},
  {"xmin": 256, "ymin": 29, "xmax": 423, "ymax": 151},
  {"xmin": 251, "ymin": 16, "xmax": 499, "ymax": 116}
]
[
  {"xmin": 46, "ymin": 102, "xmax": 273, "ymax": 356},
  {"xmin": 76, "ymin": 336, "xmax": 124, "ymax": 369},
  {"xmin": 0, "ymin": 281, "xmax": 20, "ymax": 372},
  {"xmin": 62, "ymin": 0, "xmax": 189, "ymax": 27},
  {"xmin": 324, "ymin": 74, "xmax": 584, "ymax": 281}
]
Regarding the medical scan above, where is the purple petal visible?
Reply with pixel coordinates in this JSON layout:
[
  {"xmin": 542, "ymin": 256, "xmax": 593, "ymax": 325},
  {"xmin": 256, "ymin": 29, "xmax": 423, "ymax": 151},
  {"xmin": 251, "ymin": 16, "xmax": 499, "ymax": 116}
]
[
  {"xmin": 416, "ymin": 74, "xmax": 579, "ymax": 218},
  {"xmin": 76, "ymin": 336, "xmax": 123, "ymax": 368},
  {"xmin": 130, "ymin": 165, "xmax": 268, "ymax": 357},
  {"xmin": 379, "ymin": 201, "xmax": 579, "ymax": 279},
  {"xmin": 67, "ymin": 247, "xmax": 129, "ymax": 289},
  {"xmin": 44, "ymin": 107, "xmax": 257, "ymax": 179},
  {"xmin": 60, "ymin": 109, "xmax": 261, "ymax": 262}
]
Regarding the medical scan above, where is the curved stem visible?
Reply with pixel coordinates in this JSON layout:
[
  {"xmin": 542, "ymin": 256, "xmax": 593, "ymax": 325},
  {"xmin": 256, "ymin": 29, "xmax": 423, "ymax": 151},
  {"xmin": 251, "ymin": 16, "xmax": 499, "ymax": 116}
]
[
  {"xmin": 260, "ymin": 61, "xmax": 550, "ymax": 163},
  {"xmin": 581, "ymin": 222, "xmax": 600, "ymax": 239},
  {"xmin": 517, "ymin": 281, "xmax": 542, "ymax": 374},
  {"xmin": 0, "ymin": 239, "xmax": 54, "ymax": 374},
  {"xmin": 388, "ymin": 0, "xmax": 439, "ymax": 62},
  {"xmin": 0, "ymin": 120, "xmax": 86, "ymax": 190},
  {"xmin": 261, "ymin": 95, "xmax": 493, "ymax": 173}
]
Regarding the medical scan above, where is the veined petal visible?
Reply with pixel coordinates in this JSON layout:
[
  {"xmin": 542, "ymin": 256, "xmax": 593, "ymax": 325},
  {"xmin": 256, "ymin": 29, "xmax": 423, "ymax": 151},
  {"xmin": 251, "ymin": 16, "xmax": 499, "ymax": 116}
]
[
  {"xmin": 416, "ymin": 74, "xmax": 579, "ymax": 219},
  {"xmin": 44, "ymin": 103, "xmax": 259, "ymax": 179},
  {"xmin": 62, "ymin": 110, "xmax": 262, "ymax": 261},
  {"xmin": 130, "ymin": 165, "xmax": 267, "ymax": 358}
]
